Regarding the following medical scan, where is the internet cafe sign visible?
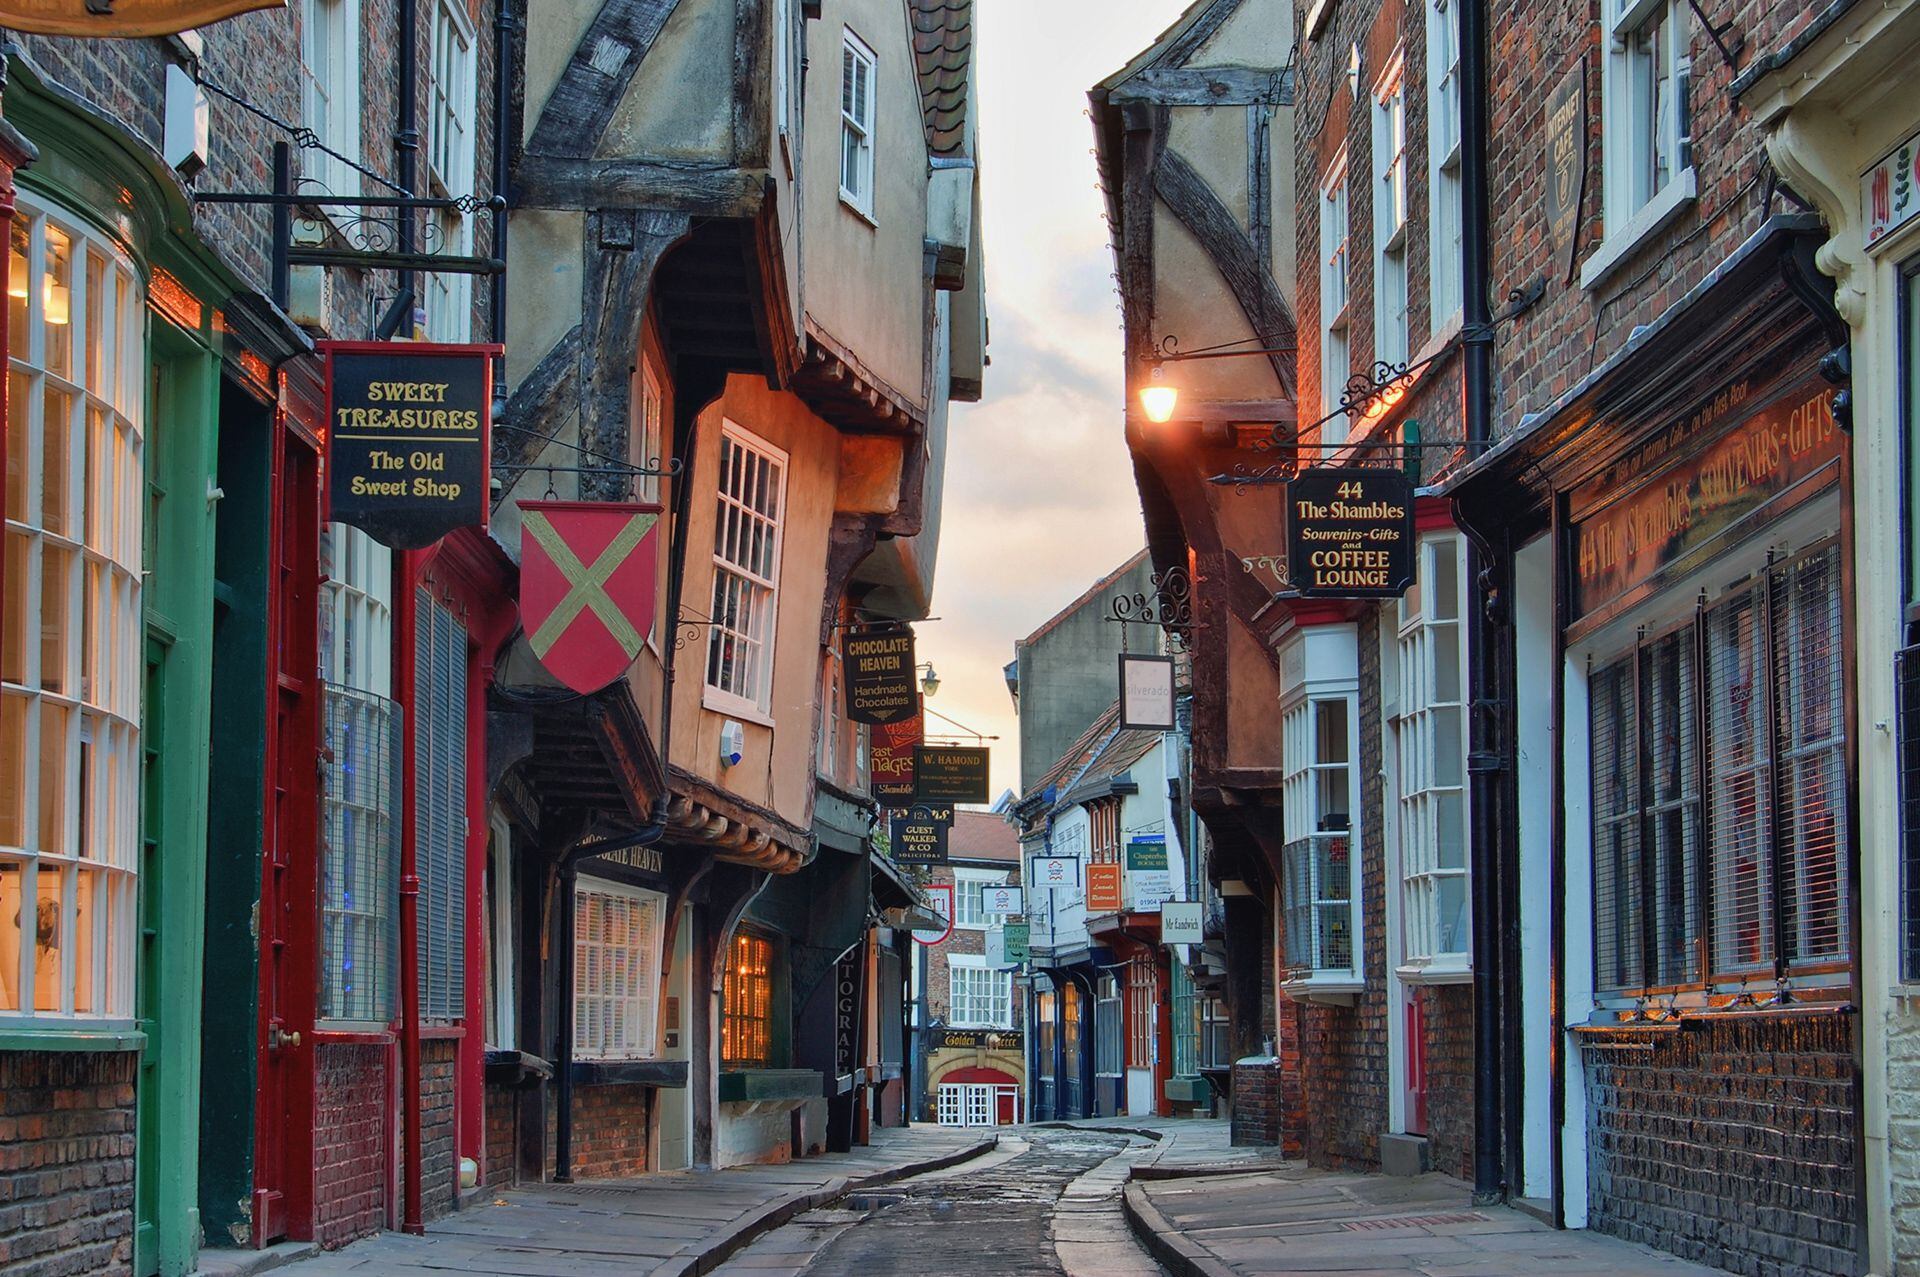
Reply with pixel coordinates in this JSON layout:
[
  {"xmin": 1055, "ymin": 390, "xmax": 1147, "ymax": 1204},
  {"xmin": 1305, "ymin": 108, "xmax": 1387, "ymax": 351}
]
[
  {"xmin": 326, "ymin": 342, "xmax": 499, "ymax": 550},
  {"xmin": 1285, "ymin": 467, "xmax": 1415, "ymax": 598}
]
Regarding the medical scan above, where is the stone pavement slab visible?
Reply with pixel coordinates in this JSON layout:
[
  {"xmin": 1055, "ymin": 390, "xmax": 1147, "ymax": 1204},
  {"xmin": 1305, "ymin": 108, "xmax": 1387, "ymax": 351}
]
[
  {"xmin": 1031, "ymin": 1117, "xmax": 1288, "ymax": 1180},
  {"xmin": 193, "ymin": 1125, "xmax": 994, "ymax": 1277},
  {"xmin": 1125, "ymin": 1164, "xmax": 1733, "ymax": 1277}
]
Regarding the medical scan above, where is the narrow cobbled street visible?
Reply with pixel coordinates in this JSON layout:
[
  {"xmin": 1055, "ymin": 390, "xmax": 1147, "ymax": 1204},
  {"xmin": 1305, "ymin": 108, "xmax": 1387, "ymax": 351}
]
[{"xmin": 713, "ymin": 1129, "xmax": 1166, "ymax": 1277}]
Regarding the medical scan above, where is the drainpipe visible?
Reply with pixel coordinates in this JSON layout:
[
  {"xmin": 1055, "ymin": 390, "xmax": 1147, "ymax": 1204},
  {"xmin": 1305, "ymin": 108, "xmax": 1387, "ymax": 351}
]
[
  {"xmin": 488, "ymin": 0, "xmax": 516, "ymax": 346},
  {"xmin": 1456, "ymin": 0, "xmax": 1508, "ymax": 1207},
  {"xmin": 397, "ymin": 551, "xmax": 425, "ymax": 1233}
]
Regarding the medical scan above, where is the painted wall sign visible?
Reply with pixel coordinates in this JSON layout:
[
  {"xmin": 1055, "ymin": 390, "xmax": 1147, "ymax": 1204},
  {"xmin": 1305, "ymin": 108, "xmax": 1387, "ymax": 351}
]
[
  {"xmin": 915, "ymin": 746, "xmax": 991, "ymax": 803},
  {"xmin": 834, "ymin": 948, "xmax": 865, "ymax": 1081},
  {"xmin": 913, "ymin": 884, "xmax": 955, "ymax": 946},
  {"xmin": 0, "ymin": 0, "xmax": 282, "ymax": 36},
  {"xmin": 889, "ymin": 804, "xmax": 954, "ymax": 864},
  {"xmin": 1118, "ymin": 654, "xmax": 1177, "ymax": 731},
  {"xmin": 1126, "ymin": 836, "xmax": 1172, "ymax": 913},
  {"xmin": 325, "ymin": 342, "xmax": 498, "ymax": 549},
  {"xmin": 1544, "ymin": 57, "xmax": 1588, "ymax": 282},
  {"xmin": 930, "ymin": 1027, "xmax": 1023, "ymax": 1051},
  {"xmin": 845, "ymin": 629, "xmax": 918, "ymax": 725},
  {"xmin": 1003, "ymin": 922, "xmax": 1030, "ymax": 964},
  {"xmin": 983, "ymin": 885, "xmax": 1025, "ymax": 915},
  {"xmin": 1569, "ymin": 379, "xmax": 1842, "ymax": 621},
  {"xmin": 1865, "ymin": 130, "xmax": 1920, "ymax": 250},
  {"xmin": 869, "ymin": 707, "xmax": 922, "ymax": 800},
  {"xmin": 1031, "ymin": 856, "xmax": 1079, "ymax": 889},
  {"xmin": 1161, "ymin": 900, "xmax": 1205, "ymax": 946},
  {"xmin": 1087, "ymin": 863, "xmax": 1124, "ymax": 914},
  {"xmin": 517, "ymin": 500, "xmax": 663, "ymax": 694},
  {"xmin": 1285, "ymin": 467, "xmax": 1415, "ymax": 598}
]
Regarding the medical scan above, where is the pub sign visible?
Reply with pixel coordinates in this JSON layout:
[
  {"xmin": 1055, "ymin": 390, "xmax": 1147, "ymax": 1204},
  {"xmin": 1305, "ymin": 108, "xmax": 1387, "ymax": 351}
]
[
  {"xmin": 889, "ymin": 804, "xmax": 953, "ymax": 864},
  {"xmin": 1285, "ymin": 467, "xmax": 1415, "ymax": 598},
  {"xmin": 915, "ymin": 745, "xmax": 991, "ymax": 803},
  {"xmin": 325, "ymin": 342, "xmax": 499, "ymax": 550},
  {"xmin": 845, "ymin": 629, "xmax": 918, "ymax": 726}
]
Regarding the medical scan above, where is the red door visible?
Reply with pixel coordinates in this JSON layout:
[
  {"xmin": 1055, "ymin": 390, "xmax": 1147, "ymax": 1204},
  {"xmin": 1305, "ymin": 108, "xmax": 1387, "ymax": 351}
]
[
  {"xmin": 1404, "ymin": 992, "xmax": 1429, "ymax": 1136},
  {"xmin": 254, "ymin": 408, "xmax": 323, "ymax": 1245}
]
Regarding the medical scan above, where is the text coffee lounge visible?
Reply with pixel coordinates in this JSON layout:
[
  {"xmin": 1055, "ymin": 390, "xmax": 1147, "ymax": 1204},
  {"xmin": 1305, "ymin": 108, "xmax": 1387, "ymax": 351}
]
[{"xmin": 1445, "ymin": 217, "xmax": 1863, "ymax": 1272}]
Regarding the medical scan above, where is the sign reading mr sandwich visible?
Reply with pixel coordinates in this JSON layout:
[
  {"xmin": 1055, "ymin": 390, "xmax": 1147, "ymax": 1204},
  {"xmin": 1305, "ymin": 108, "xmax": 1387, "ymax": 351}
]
[
  {"xmin": 325, "ymin": 342, "xmax": 500, "ymax": 550},
  {"xmin": 1286, "ymin": 467, "xmax": 1415, "ymax": 598},
  {"xmin": 845, "ymin": 629, "xmax": 918, "ymax": 725}
]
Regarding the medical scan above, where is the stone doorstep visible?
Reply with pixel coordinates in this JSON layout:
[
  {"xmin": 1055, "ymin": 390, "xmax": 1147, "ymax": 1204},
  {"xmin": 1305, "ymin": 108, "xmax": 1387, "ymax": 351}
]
[{"xmin": 191, "ymin": 1241, "xmax": 323, "ymax": 1277}]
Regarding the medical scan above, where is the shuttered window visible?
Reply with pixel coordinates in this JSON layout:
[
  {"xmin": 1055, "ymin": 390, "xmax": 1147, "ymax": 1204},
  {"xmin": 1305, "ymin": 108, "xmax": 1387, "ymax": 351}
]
[
  {"xmin": 414, "ymin": 589, "xmax": 468, "ymax": 1023},
  {"xmin": 573, "ymin": 877, "xmax": 663, "ymax": 1060},
  {"xmin": 1592, "ymin": 540, "xmax": 1849, "ymax": 1000}
]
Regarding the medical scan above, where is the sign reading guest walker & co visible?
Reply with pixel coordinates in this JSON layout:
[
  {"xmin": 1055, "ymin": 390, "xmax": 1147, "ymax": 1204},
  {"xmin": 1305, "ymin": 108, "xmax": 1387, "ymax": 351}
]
[
  {"xmin": 325, "ymin": 342, "xmax": 499, "ymax": 549},
  {"xmin": 1285, "ymin": 467, "xmax": 1415, "ymax": 598}
]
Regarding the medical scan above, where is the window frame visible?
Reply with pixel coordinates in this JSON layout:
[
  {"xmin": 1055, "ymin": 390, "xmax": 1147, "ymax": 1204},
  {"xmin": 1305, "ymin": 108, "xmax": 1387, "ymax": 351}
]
[
  {"xmin": 839, "ymin": 29, "xmax": 877, "ymax": 220},
  {"xmin": 1425, "ymin": 0, "xmax": 1463, "ymax": 331},
  {"xmin": 299, "ymin": 0, "xmax": 364, "ymax": 201},
  {"xmin": 1278, "ymin": 628, "xmax": 1363, "ymax": 995},
  {"xmin": 946, "ymin": 953, "xmax": 1012, "ymax": 1029},
  {"xmin": 720, "ymin": 925, "xmax": 779, "ymax": 1069},
  {"xmin": 1371, "ymin": 52, "xmax": 1410, "ymax": 369},
  {"xmin": 1319, "ymin": 152, "xmax": 1352, "ymax": 442},
  {"xmin": 423, "ymin": 0, "xmax": 478, "ymax": 343},
  {"xmin": 572, "ymin": 875, "xmax": 666, "ymax": 1062},
  {"xmin": 1585, "ymin": 0, "xmax": 1694, "ymax": 288},
  {"xmin": 703, "ymin": 424, "xmax": 787, "ymax": 719},
  {"xmin": 953, "ymin": 867, "xmax": 1009, "ymax": 930}
]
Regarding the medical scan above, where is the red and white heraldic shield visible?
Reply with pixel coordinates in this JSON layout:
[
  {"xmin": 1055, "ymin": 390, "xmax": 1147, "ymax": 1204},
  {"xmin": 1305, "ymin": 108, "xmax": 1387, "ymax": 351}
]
[{"xmin": 518, "ymin": 500, "xmax": 663, "ymax": 695}]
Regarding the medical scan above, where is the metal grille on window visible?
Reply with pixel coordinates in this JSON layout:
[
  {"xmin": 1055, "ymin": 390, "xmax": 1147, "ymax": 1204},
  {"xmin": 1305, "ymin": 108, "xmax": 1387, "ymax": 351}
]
[
  {"xmin": 1705, "ymin": 585, "xmax": 1771, "ymax": 977},
  {"xmin": 1899, "ymin": 644, "xmax": 1920, "ymax": 981},
  {"xmin": 320, "ymin": 683, "xmax": 400, "ymax": 1022},
  {"xmin": 1639, "ymin": 627, "xmax": 1701, "ymax": 987},
  {"xmin": 415, "ymin": 591, "xmax": 468, "ymax": 1022},
  {"xmin": 1771, "ymin": 544, "xmax": 1847, "ymax": 966},
  {"xmin": 1589, "ymin": 656, "xmax": 1641, "ymax": 994}
]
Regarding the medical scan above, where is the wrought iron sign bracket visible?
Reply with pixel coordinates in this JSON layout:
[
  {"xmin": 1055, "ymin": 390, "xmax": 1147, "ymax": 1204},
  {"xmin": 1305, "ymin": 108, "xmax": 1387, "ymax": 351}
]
[{"xmin": 1106, "ymin": 566, "xmax": 1203, "ymax": 653}]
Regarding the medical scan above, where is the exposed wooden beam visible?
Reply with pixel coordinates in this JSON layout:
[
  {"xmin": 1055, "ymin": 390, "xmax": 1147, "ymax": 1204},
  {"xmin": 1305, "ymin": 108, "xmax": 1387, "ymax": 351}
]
[
  {"xmin": 577, "ymin": 209, "xmax": 691, "ymax": 500},
  {"xmin": 525, "ymin": 0, "xmax": 685, "ymax": 158},
  {"xmin": 1160, "ymin": 0, "xmax": 1243, "ymax": 69},
  {"xmin": 512, "ymin": 157, "xmax": 766, "ymax": 216},
  {"xmin": 1110, "ymin": 66, "xmax": 1293, "ymax": 106},
  {"xmin": 494, "ymin": 324, "xmax": 585, "ymax": 494}
]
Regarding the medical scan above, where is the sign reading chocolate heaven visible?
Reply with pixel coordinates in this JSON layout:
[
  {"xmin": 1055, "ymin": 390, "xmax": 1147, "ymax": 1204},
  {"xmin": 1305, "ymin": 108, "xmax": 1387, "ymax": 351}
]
[
  {"xmin": 845, "ymin": 629, "xmax": 918, "ymax": 725},
  {"xmin": 915, "ymin": 745, "xmax": 990, "ymax": 803},
  {"xmin": 1285, "ymin": 467, "xmax": 1415, "ymax": 598},
  {"xmin": 326, "ymin": 342, "xmax": 497, "ymax": 549},
  {"xmin": 889, "ymin": 804, "xmax": 953, "ymax": 864}
]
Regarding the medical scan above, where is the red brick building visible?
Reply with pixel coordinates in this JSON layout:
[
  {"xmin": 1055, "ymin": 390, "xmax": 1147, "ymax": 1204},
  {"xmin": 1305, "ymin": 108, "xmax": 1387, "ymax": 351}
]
[{"xmin": 919, "ymin": 809, "xmax": 1025, "ymax": 1125}]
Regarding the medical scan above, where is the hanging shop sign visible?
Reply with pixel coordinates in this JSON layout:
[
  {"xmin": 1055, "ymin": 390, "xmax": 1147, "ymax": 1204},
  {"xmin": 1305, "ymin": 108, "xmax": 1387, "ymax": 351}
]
[
  {"xmin": 985, "ymin": 926, "xmax": 1007, "ymax": 966},
  {"xmin": 1161, "ymin": 900, "xmax": 1205, "ymax": 946},
  {"xmin": 888, "ymin": 804, "xmax": 953, "ymax": 864},
  {"xmin": 913, "ymin": 884, "xmax": 955, "ymax": 946},
  {"xmin": 1003, "ymin": 922, "xmax": 1031, "ymax": 964},
  {"xmin": 325, "ymin": 342, "xmax": 498, "ymax": 549},
  {"xmin": 1087, "ymin": 863, "xmax": 1124, "ymax": 914},
  {"xmin": 845, "ymin": 629, "xmax": 918, "ymax": 725},
  {"xmin": 1544, "ymin": 57, "xmax": 1588, "ymax": 282},
  {"xmin": 1031, "ymin": 856, "xmax": 1079, "ymax": 890},
  {"xmin": 834, "ymin": 947, "xmax": 865, "ymax": 1083},
  {"xmin": 0, "ymin": 0, "xmax": 283, "ymax": 36},
  {"xmin": 932, "ymin": 1027, "xmax": 1023, "ymax": 1051},
  {"xmin": 1118, "ymin": 654, "xmax": 1177, "ymax": 731},
  {"xmin": 518, "ymin": 500, "xmax": 663, "ymax": 694},
  {"xmin": 1568, "ymin": 378, "xmax": 1842, "ymax": 622},
  {"xmin": 1126, "ymin": 836, "xmax": 1173, "ymax": 913},
  {"xmin": 1865, "ymin": 129, "xmax": 1920, "ymax": 250},
  {"xmin": 915, "ymin": 745, "xmax": 991, "ymax": 803},
  {"xmin": 983, "ymin": 885, "xmax": 1025, "ymax": 916},
  {"xmin": 869, "ymin": 707, "xmax": 922, "ymax": 801},
  {"xmin": 1285, "ymin": 467, "xmax": 1415, "ymax": 598}
]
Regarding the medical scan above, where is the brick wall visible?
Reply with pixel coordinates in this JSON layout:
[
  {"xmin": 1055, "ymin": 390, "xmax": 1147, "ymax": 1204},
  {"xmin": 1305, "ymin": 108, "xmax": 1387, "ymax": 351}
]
[
  {"xmin": 313, "ymin": 1044, "xmax": 389, "ymax": 1249},
  {"xmin": 546, "ymin": 1085, "xmax": 648, "ymax": 1180},
  {"xmin": 483, "ymin": 1082, "xmax": 518, "ymax": 1191},
  {"xmin": 1421, "ymin": 985, "xmax": 1474, "ymax": 1181},
  {"xmin": 1888, "ymin": 1008, "xmax": 1920, "ymax": 1272},
  {"xmin": 1583, "ymin": 1014, "xmax": 1859, "ymax": 1277},
  {"xmin": 420, "ymin": 1039, "xmax": 458, "ymax": 1222},
  {"xmin": 1231, "ymin": 1058, "xmax": 1282, "ymax": 1149},
  {"xmin": 0, "ymin": 1051, "xmax": 137, "ymax": 1276}
]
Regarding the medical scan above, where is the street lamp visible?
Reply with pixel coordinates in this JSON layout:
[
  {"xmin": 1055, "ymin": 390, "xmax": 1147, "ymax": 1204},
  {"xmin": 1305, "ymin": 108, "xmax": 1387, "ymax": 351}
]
[
  {"xmin": 918, "ymin": 663, "xmax": 941, "ymax": 697},
  {"xmin": 1139, "ymin": 364, "xmax": 1178, "ymax": 423}
]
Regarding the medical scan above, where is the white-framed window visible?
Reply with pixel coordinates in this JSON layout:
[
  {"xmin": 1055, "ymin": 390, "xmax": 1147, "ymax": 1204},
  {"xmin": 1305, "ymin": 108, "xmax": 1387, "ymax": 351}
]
[
  {"xmin": 423, "ymin": 0, "xmax": 478, "ymax": 342},
  {"xmin": 947, "ymin": 954, "xmax": 1012, "ymax": 1028},
  {"xmin": 818, "ymin": 645, "xmax": 841, "ymax": 778},
  {"xmin": 299, "ymin": 0, "xmax": 363, "ymax": 198},
  {"xmin": 1589, "ymin": 0, "xmax": 1693, "ymax": 285},
  {"xmin": 573, "ymin": 877, "xmax": 665, "ymax": 1060},
  {"xmin": 774, "ymin": 0, "xmax": 796, "ymax": 155},
  {"xmin": 705, "ymin": 425, "xmax": 786, "ymax": 715},
  {"xmin": 1278, "ymin": 628, "xmax": 1362, "ymax": 990},
  {"xmin": 485, "ymin": 809, "xmax": 515, "ymax": 1048},
  {"xmin": 630, "ymin": 362, "xmax": 664, "ymax": 505},
  {"xmin": 840, "ymin": 29, "xmax": 877, "ymax": 218},
  {"xmin": 953, "ymin": 868, "xmax": 1009, "ymax": 930},
  {"xmin": 1390, "ymin": 535, "xmax": 1470, "ymax": 980},
  {"xmin": 1, "ymin": 195, "xmax": 144, "ymax": 1023},
  {"xmin": 1319, "ymin": 155, "xmax": 1351, "ymax": 443},
  {"xmin": 1372, "ymin": 54, "xmax": 1410, "ymax": 369},
  {"xmin": 1426, "ymin": 0, "xmax": 1463, "ymax": 329},
  {"xmin": 320, "ymin": 524, "xmax": 393, "ymax": 695}
]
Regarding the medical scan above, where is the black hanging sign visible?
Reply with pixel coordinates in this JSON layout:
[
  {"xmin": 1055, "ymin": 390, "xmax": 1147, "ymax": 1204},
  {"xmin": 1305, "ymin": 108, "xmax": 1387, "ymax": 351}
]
[
  {"xmin": 845, "ymin": 629, "xmax": 918, "ymax": 726},
  {"xmin": 915, "ymin": 745, "xmax": 991, "ymax": 803},
  {"xmin": 888, "ymin": 803, "xmax": 953, "ymax": 864},
  {"xmin": 1286, "ymin": 467, "xmax": 1416, "ymax": 598},
  {"xmin": 324, "ymin": 341, "xmax": 500, "ymax": 550}
]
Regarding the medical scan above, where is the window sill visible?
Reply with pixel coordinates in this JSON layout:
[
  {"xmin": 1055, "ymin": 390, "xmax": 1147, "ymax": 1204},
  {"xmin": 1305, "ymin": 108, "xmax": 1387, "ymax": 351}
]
[
  {"xmin": 0, "ymin": 1023, "xmax": 145, "ymax": 1052},
  {"xmin": 717, "ymin": 1067, "xmax": 824, "ymax": 1104},
  {"xmin": 1579, "ymin": 169, "xmax": 1697, "ymax": 291},
  {"xmin": 1397, "ymin": 960, "xmax": 1473, "ymax": 987},
  {"xmin": 702, "ymin": 687, "xmax": 775, "ymax": 729},
  {"xmin": 571, "ymin": 1057, "xmax": 689, "ymax": 1088},
  {"xmin": 1281, "ymin": 973, "xmax": 1364, "ymax": 1006},
  {"xmin": 839, "ymin": 193, "xmax": 877, "ymax": 229}
]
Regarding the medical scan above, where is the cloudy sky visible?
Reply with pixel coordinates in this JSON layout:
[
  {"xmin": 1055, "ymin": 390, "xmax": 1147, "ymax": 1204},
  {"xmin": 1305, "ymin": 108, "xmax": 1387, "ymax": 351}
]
[{"xmin": 919, "ymin": 0, "xmax": 1191, "ymax": 799}]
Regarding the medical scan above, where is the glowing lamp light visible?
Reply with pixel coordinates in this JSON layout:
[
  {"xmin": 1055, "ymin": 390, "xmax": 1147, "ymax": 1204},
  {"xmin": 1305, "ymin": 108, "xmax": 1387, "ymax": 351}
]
[
  {"xmin": 1139, "ymin": 365, "xmax": 1178, "ymax": 423},
  {"xmin": 6, "ymin": 249, "xmax": 26, "ymax": 300},
  {"xmin": 43, "ymin": 276, "xmax": 70, "ymax": 326}
]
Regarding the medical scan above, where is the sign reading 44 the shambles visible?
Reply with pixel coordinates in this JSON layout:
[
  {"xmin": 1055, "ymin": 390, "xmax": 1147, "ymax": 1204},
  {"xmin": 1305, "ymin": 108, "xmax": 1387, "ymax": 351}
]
[
  {"xmin": 326, "ymin": 342, "xmax": 500, "ymax": 550},
  {"xmin": 1285, "ymin": 467, "xmax": 1415, "ymax": 598}
]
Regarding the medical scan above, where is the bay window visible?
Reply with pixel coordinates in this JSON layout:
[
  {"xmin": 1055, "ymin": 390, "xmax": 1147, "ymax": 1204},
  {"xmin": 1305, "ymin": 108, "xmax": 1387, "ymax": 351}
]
[
  {"xmin": 706, "ymin": 426, "xmax": 785, "ymax": 716},
  {"xmin": 1278, "ymin": 626, "xmax": 1362, "ymax": 995},
  {"xmin": 573, "ymin": 877, "xmax": 664, "ymax": 1060},
  {"xmin": 1, "ymin": 196, "xmax": 144, "ymax": 1023}
]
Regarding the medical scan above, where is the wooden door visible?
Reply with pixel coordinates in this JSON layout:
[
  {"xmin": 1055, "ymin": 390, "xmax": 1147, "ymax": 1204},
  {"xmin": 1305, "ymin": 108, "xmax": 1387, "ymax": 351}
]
[
  {"xmin": 1404, "ymin": 992, "xmax": 1429, "ymax": 1137},
  {"xmin": 253, "ymin": 420, "xmax": 321, "ymax": 1244}
]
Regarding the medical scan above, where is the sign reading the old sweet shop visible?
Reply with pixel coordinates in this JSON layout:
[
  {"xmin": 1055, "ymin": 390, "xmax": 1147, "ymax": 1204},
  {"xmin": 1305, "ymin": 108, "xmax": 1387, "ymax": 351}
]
[
  {"xmin": 1285, "ymin": 467, "xmax": 1416, "ymax": 598},
  {"xmin": 325, "ymin": 342, "xmax": 498, "ymax": 550}
]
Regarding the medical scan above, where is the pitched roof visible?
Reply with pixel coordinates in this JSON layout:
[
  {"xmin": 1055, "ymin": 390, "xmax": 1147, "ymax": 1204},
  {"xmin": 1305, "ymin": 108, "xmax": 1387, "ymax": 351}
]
[
  {"xmin": 909, "ymin": 0, "xmax": 974, "ymax": 158},
  {"xmin": 1031, "ymin": 702, "xmax": 1124, "ymax": 798},
  {"xmin": 1018, "ymin": 548, "xmax": 1150, "ymax": 649},
  {"xmin": 951, "ymin": 808, "xmax": 1019, "ymax": 862}
]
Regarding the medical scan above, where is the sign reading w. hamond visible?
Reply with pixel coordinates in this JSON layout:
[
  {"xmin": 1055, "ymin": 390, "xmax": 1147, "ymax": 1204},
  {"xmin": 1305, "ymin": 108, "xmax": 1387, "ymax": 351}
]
[
  {"xmin": 915, "ymin": 745, "xmax": 990, "ymax": 803},
  {"xmin": 326, "ymin": 342, "xmax": 499, "ymax": 550}
]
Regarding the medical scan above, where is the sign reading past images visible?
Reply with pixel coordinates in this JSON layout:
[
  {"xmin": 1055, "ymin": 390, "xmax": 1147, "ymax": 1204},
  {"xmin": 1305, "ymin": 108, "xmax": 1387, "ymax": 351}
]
[
  {"xmin": 1119, "ymin": 654, "xmax": 1177, "ymax": 731},
  {"xmin": 888, "ymin": 804, "xmax": 953, "ymax": 864},
  {"xmin": 869, "ymin": 707, "xmax": 922, "ymax": 801},
  {"xmin": 326, "ymin": 342, "xmax": 498, "ymax": 549},
  {"xmin": 1285, "ymin": 467, "xmax": 1416, "ymax": 598},
  {"xmin": 915, "ymin": 745, "xmax": 990, "ymax": 803},
  {"xmin": 845, "ymin": 629, "xmax": 918, "ymax": 726}
]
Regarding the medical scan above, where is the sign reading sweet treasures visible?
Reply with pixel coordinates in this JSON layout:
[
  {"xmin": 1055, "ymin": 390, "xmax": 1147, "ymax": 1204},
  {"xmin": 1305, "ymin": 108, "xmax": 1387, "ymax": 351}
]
[
  {"xmin": 326, "ymin": 342, "xmax": 498, "ymax": 549},
  {"xmin": 1285, "ymin": 467, "xmax": 1415, "ymax": 598}
]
